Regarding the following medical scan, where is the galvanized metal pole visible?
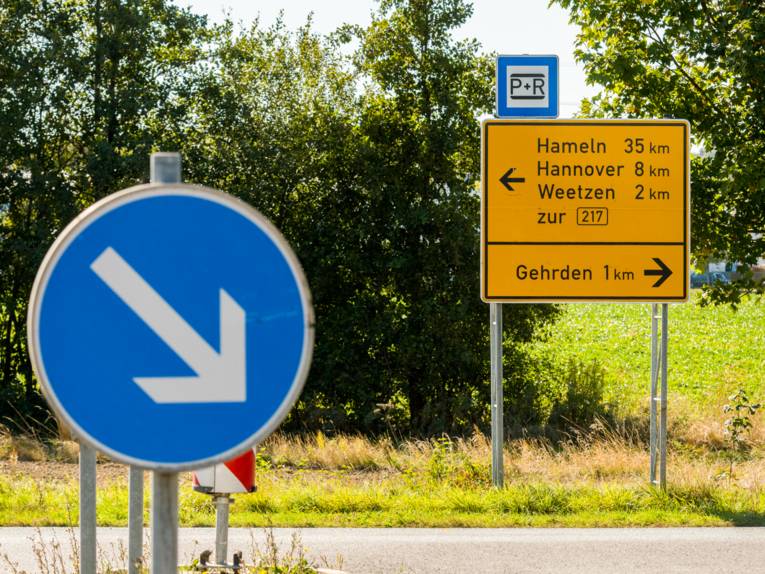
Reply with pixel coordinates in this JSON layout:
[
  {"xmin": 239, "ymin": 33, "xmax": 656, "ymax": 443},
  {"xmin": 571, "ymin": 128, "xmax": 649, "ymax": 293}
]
[
  {"xmin": 129, "ymin": 152, "xmax": 183, "ymax": 574},
  {"xmin": 214, "ymin": 495, "xmax": 231, "ymax": 566},
  {"xmin": 127, "ymin": 467, "xmax": 144, "ymax": 574},
  {"xmin": 659, "ymin": 303, "xmax": 669, "ymax": 490},
  {"xmin": 490, "ymin": 303, "xmax": 504, "ymax": 487},
  {"xmin": 151, "ymin": 471, "xmax": 179, "ymax": 574},
  {"xmin": 79, "ymin": 442, "xmax": 97, "ymax": 574},
  {"xmin": 649, "ymin": 304, "xmax": 659, "ymax": 485},
  {"xmin": 150, "ymin": 152, "xmax": 182, "ymax": 184},
  {"xmin": 149, "ymin": 152, "xmax": 182, "ymax": 574}
]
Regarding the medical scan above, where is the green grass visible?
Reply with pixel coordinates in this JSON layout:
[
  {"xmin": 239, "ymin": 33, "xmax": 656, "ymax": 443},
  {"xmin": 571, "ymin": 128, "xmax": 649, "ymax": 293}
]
[
  {"xmin": 1, "ymin": 470, "xmax": 763, "ymax": 528},
  {"xmin": 1, "ymin": 294, "xmax": 763, "ymax": 530},
  {"xmin": 526, "ymin": 292, "xmax": 765, "ymax": 412}
]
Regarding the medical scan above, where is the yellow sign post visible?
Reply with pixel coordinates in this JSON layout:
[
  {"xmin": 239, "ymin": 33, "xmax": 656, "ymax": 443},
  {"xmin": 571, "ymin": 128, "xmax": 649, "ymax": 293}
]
[{"xmin": 481, "ymin": 119, "xmax": 690, "ymax": 302}]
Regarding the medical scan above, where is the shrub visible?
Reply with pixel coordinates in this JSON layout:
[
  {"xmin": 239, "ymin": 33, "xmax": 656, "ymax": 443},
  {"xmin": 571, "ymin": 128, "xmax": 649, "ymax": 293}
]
[{"xmin": 549, "ymin": 358, "xmax": 608, "ymax": 431}]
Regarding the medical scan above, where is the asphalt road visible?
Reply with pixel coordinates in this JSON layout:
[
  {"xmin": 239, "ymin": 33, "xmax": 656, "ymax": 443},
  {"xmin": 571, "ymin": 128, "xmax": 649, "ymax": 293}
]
[{"xmin": 0, "ymin": 527, "xmax": 763, "ymax": 573}]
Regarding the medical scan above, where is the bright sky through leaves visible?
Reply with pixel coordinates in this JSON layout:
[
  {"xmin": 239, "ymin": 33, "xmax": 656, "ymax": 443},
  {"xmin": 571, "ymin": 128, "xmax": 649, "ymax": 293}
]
[{"xmin": 181, "ymin": 0, "xmax": 597, "ymax": 118}]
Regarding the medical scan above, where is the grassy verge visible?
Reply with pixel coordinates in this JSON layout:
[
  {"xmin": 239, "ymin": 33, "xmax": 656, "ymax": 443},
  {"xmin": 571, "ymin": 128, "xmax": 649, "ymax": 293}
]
[
  {"xmin": 1, "ymin": 433, "xmax": 763, "ymax": 528},
  {"xmin": 222, "ymin": 473, "xmax": 765, "ymax": 528},
  {"xmin": 1, "ymin": 471, "xmax": 762, "ymax": 528},
  {"xmin": 0, "ymin": 294, "xmax": 762, "ymax": 528}
]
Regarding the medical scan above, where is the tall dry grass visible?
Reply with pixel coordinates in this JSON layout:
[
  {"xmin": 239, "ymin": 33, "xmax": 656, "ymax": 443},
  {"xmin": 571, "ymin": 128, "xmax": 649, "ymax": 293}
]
[
  {"xmin": 256, "ymin": 421, "xmax": 765, "ymax": 491},
  {"xmin": 1, "ymin": 402, "xmax": 762, "ymax": 492},
  {"xmin": 0, "ymin": 423, "xmax": 80, "ymax": 463}
]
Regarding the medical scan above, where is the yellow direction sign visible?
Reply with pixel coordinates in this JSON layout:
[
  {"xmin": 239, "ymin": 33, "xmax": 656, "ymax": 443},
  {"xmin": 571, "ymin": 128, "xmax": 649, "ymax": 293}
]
[{"xmin": 481, "ymin": 119, "xmax": 690, "ymax": 302}]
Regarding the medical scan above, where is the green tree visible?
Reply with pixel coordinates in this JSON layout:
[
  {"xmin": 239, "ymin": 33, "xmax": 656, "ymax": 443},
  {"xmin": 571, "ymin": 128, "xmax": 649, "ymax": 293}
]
[
  {"xmin": 166, "ymin": 4, "xmax": 561, "ymax": 435},
  {"xmin": 353, "ymin": 0, "xmax": 559, "ymax": 433},
  {"xmin": 0, "ymin": 0, "xmax": 81, "ymax": 426},
  {"xmin": 555, "ymin": 0, "xmax": 765, "ymax": 304},
  {"xmin": 155, "ymin": 17, "xmax": 390, "ymax": 432},
  {"xmin": 0, "ymin": 0, "xmax": 207, "ymax": 431},
  {"xmin": 1, "ymin": 0, "xmax": 562, "ymax": 436}
]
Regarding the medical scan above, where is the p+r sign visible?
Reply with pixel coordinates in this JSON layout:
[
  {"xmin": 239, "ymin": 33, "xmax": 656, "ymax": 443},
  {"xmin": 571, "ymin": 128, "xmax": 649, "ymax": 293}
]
[{"xmin": 496, "ymin": 55, "xmax": 559, "ymax": 118}]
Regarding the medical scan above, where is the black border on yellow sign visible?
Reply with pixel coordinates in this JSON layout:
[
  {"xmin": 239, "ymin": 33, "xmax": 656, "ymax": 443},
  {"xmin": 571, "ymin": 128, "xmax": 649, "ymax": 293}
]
[{"xmin": 481, "ymin": 119, "xmax": 690, "ymax": 302}]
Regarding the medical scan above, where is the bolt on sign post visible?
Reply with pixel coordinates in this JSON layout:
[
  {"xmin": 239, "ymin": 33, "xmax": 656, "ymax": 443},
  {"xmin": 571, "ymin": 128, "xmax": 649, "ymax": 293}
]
[
  {"xmin": 481, "ymin": 119, "xmax": 690, "ymax": 489},
  {"xmin": 27, "ymin": 153, "xmax": 314, "ymax": 573}
]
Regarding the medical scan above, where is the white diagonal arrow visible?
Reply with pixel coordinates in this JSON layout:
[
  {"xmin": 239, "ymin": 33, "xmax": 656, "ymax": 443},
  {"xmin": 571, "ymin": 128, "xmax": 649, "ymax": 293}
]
[{"xmin": 90, "ymin": 247, "xmax": 246, "ymax": 403}]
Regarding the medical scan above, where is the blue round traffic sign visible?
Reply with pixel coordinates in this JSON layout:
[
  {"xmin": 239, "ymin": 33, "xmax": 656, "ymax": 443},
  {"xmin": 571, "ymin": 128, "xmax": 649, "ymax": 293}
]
[{"xmin": 28, "ymin": 184, "xmax": 314, "ymax": 470}]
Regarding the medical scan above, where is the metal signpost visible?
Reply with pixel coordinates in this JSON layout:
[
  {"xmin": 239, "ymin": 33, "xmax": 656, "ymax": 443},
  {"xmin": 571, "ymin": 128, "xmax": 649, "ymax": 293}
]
[
  {"xmin": 192, "ymin": 449, "xmax": 256, "ymax": 569},
  {"xmin": 127, "ymin": 464, "xmax": 144, "ymax": 574},
  {"xmin": 480, "ymin": 120, "xmax": 688, "ymax": 488},
  {"xmin": 649, "ymin": 303, "xmax": 670, "ymax": 489},
  {"xmin": 27, "ymin": 153, "xmax": 314, "ymax": 573},
  {"xmin": 489, "ymin": 55, "xmax": 560, "ymax": 487},
  {"xmin": 79, "ymin": 443, "xmax": 96, "ymax": 574},
  {"xmin": 127, "ymin": 153, "xmax": 183, "ymax": 574},
  {"xmin": 484, "ymin": 68, "xmax": 690, "ymax": 487},
  {"xmin": 490, "ymin": 304, "xmax": 503, "ymax": 486}
]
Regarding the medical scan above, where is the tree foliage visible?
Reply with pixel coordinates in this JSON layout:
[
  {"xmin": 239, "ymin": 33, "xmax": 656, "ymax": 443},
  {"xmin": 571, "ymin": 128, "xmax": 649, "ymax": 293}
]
[
  {"xmin": 0, "ymin": 0, "xmax": 208, "ymax": 430},
  {"xmin": 555, "ymin": 0, "xmax": 765, "ymax": 304},
  {"xmin": 0, "ymin": 0, "xmax": 559, "ymax": 436},
  {"xmin": 346, "ymin": 0, "xmax": 559, "ymax": 433}
]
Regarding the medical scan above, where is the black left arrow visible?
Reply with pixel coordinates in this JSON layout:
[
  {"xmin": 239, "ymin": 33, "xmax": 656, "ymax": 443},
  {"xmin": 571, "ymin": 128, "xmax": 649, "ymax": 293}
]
[
  {"xmin": 500, "ymin": 168, "xmax": 525, "ymax": 192},
  {"xmin": 643, "ymin": 257, "xmax": 672, "ymax": 287}
]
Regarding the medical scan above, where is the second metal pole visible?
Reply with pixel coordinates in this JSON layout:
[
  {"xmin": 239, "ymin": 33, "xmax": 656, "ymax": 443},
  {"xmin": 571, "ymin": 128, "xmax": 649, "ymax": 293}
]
[
  {"xmin": 79, "ymin": 443, "xmax": 96, "ymax": 574},
  {"xmin": 151, "ymin": 471, "xmax": 178, "ymax": 574},
  {"xmin": 149, "ymin": 152, "xmax": 182, "ymax": 574},
  {"xmin": 490, "ymin": 303, "xmax": 504, "ymax": 487},
  {"xmin": 659, "ymin": 303, "xmax": 669, "ymax": 489},
  {"xmin": 649, "ymin": 304, "xmax": 659, "ymax": 484},
  {"xmin": 127, "ymin": 467, "xmax": 144, "ymax": 574},
  {"xmin": 214, "ymin": 495, "xmax": 231, "ymax": 565}
]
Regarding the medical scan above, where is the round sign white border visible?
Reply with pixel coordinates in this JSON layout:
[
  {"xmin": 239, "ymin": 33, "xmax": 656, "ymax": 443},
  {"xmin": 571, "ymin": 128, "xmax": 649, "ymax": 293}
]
[{"xmin": 28, "ymin": 183, "xmax": 315, "ymax": 471}]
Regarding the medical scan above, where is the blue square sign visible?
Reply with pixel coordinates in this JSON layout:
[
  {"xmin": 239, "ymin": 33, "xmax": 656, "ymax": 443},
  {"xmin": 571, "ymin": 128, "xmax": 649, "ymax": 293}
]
[{"xmin": 496, "ymin": 55, "xmax": 559, "ymax": 118}]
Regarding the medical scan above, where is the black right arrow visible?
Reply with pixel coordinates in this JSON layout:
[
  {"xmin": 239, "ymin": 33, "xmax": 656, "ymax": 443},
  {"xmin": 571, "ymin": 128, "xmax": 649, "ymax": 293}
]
[
  {"xmin": 499, "ymin": 168, "xmax": 525, "ymax": 192},
  {"xmin": 644, "ymin": 257, "xmax": 672, "ymax": 287}
]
